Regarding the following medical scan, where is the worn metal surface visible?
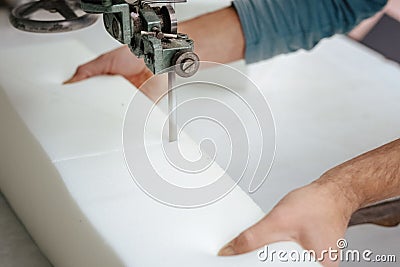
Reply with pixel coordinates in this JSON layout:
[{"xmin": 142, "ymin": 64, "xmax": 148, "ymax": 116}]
[
  {"xmin": 81, "ymin": 0, "xmax": 198, "ymax": 76},
  {"xmin": 9, "ymin": 0, "xmax": 98, "ymax": 32}
]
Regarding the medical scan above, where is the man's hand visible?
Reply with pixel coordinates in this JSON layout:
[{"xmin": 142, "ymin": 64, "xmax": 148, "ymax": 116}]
[
  {"xmin": 64, "ymin": 45, "xmax": 153, "ymax": 88},
  {"xmin": 219, "ymin": 138, "xmax": 400, "ymax": 267},
  {"xmin": 218, "ymin": 182, "xmax": 355, "ymax": 267}
]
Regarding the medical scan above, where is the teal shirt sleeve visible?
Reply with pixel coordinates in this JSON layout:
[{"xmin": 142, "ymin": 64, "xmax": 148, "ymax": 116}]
[{"xmin": 232, "ymin": 0, "xmax": 388, "ymax": 63}]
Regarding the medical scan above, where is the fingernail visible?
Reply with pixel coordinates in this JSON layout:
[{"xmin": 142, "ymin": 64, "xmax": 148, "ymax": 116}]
[
  {"xmin": 218, "ymin": 242, "xmax": 235, "ymax": 256},
  {"xmin": 63, "ymin": 78, "xmax": 73, "ymax": 85}
]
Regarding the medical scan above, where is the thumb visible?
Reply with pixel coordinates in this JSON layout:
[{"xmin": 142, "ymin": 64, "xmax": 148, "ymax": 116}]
[
  {"xmin": 218, "ymin": 216, "xmax": 292, "ymax": 256},
  {"xmin": 63, "ymin": 55, "xmax": 109, "ymax": 84}
]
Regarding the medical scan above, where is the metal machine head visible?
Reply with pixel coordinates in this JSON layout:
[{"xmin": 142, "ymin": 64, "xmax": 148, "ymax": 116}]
[{"xmin": 81, "ymin": 0, "xmax": 199, "ymax": 77}]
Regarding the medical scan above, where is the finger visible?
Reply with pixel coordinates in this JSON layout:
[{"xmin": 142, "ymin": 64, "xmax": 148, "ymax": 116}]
[
  {"xmin": 63, "ymin": 55, "xmax": 108, "ymax": 84},
  {"xmin": 63, "ymin": 67, "xmax": 89, "ymax": 84},
  {"xmin": 218, "ymin": 215, "xmax": 293, "ymax": 256}
]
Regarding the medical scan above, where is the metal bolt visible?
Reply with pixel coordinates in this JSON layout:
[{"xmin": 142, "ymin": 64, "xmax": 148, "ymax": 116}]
[
  {"xmin": 181, "ymin": 59, "xmax": 197, "ymax": 74},
  {"xmin": 173, "ymin": 51, "xmax": 200, "ymax": 78}
]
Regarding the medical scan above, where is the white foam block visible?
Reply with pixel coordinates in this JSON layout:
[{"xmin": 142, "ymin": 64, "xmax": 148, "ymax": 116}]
[{"xmin": 0, "ymin": 41, "xmax": 320, "ymax": 266}]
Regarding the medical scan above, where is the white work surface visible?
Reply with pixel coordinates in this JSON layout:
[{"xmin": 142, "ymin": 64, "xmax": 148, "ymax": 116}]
[
  {"xmin": 0, "ymin": 8, "xmax": 318, "ymax": 267},
  {"xmin": 1, "ymin": 1, "xmax": 400, "ymax": 266},
  {"xmin": 244, "ymin": 36, "xmax": 400, "ymax": 267}
]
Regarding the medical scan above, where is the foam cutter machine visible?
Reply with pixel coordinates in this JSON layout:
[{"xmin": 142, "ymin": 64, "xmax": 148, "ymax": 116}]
[{"xmin": 81, "ymin": 0, "xmax": 200, "ymax": 142}]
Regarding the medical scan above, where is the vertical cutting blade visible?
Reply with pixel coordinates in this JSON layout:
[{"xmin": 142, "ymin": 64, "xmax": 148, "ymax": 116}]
[{"xmin": 168, "ymin": 71, "xmax": 177, "ymax": 142}]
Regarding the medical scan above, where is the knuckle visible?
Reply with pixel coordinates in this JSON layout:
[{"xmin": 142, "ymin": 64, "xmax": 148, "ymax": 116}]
[
  {"xmin": 76, "ymin": 65, "xmax": 85, "ymax": 72},
  {"xmin": 76, "ymin": 65, "xmax": 91, "ymax": 77}
]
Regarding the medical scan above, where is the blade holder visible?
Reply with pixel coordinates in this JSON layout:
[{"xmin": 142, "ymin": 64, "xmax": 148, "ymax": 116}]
[{"xmin": 81, "ymin": 0, "xmax": 200, "ymax": 142}]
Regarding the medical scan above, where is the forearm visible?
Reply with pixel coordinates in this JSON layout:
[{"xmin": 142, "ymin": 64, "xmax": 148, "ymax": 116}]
[
  {"xmin": 176, "ymin": 0, "xmax": 389, "ymax": 65},
  {"xmin": 179, "ymin": 7, "xmax": 245, "ymax": 64},
  {"xmin": 315, "ymin": 139, "xmax": 400, "ymax": 216},
  {"xmin": 180, "ymin": 0, "xmax": 387, "ymax": 65}
]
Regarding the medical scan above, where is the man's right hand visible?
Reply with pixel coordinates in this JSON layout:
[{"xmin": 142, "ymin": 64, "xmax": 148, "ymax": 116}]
[{"xmin": 64, "ymin": 45, "xmax": 153, "ymax": 88}]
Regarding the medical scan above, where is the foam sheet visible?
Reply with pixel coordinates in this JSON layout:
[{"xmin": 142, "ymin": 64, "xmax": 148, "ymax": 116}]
[{"xmin": 0, "ymin": 41, "xmax": 320, "ymax": 266}]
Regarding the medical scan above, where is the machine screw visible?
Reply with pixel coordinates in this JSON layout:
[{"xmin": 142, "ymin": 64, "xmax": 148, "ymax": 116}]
[
  {"xmin": 181, "ymin": 58, "xmax": 197, "ymax": 74},
  {"xmin": 172, "ymin": 51, "xmax": 200, "ymax": 78}
]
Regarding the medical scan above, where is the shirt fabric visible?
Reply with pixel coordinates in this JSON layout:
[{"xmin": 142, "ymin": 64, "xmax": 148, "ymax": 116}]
[{"xmin": 232, "ymin": 0, "xmax": 388, "ymax": 63}]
